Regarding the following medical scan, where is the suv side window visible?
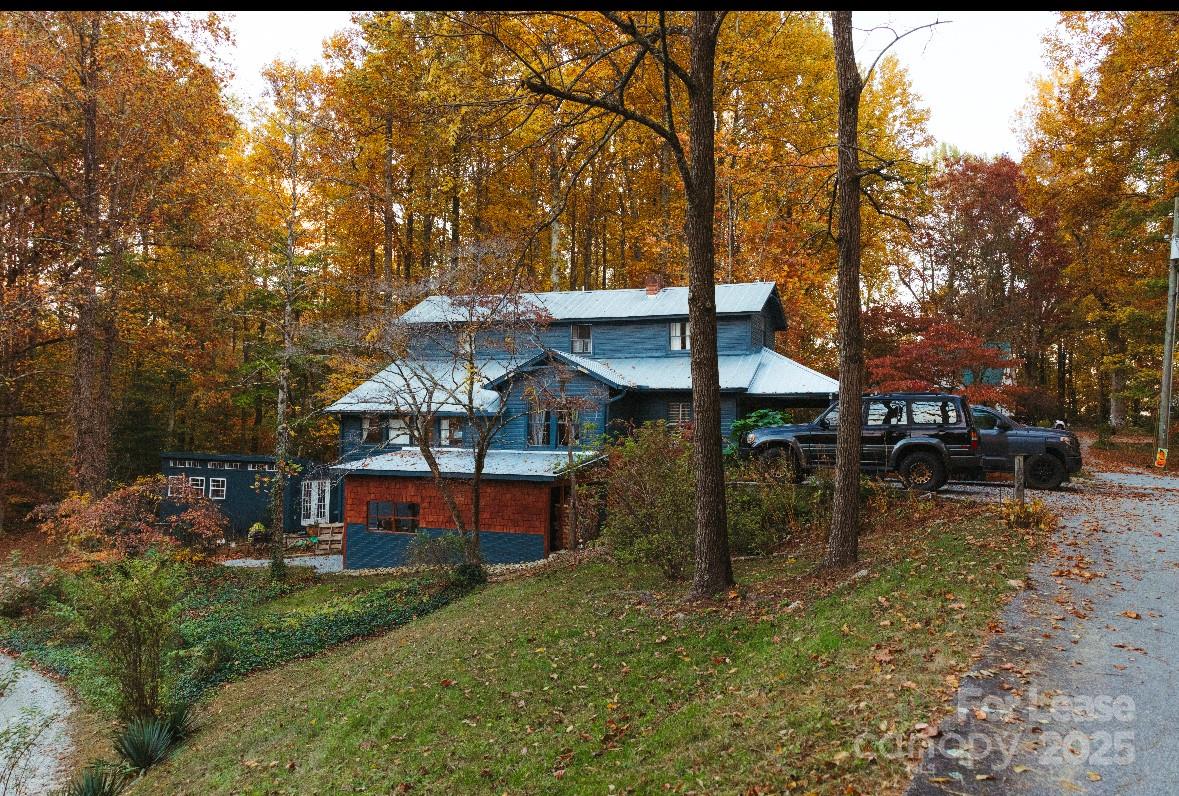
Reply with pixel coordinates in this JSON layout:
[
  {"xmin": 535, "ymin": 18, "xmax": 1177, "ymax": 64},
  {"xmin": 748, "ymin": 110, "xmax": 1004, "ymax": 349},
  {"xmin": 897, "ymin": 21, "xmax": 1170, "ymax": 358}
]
[
  {"xmin": 910, "ymin": 400, "xmax": 960, "ymax": 426},
  {"xmin": 866, "ymin": 399, "xmax": 907, "ymax": 426},
  {"xmin": 971, "ymin": 407, "xmax": 999, "ymax": 430}
]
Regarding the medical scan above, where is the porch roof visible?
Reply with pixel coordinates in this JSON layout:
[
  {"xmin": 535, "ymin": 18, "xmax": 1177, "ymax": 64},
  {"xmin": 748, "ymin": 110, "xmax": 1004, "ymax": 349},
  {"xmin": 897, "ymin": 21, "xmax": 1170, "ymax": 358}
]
[
  {"xmin": 487, "ymin": 347, "xmax": 837, "ymax": 396},
  {"xmin": 331, "ymin": 448, "xmax": 602, "ymax": 482}
]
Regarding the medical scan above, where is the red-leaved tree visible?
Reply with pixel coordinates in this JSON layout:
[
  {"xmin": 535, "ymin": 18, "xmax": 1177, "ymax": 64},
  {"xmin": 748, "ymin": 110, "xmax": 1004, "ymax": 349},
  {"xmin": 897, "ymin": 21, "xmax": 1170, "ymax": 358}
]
[{"xmin": 867, "ymin": 317, "xmax": 1015, "ymax": 405}]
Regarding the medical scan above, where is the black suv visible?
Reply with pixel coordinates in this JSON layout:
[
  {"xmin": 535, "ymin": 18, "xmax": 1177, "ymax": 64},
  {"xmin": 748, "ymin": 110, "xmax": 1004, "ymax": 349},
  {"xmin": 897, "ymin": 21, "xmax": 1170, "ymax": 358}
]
[
  {"xmin": 739, "ymin": 393, "xmax": 981, "ymax": 492},
  {"xmin": 969, "ymin": 405, "xmax": 1082, "ymax": 490}
]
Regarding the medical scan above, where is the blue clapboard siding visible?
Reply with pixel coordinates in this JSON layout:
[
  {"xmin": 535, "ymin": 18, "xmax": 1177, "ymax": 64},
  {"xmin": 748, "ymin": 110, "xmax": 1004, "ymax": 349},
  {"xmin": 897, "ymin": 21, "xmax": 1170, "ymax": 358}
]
[
  {"xmin": 344, "ymin": 525, "xmax": 545, "ymax": 569},
  {"xmin": 495, "ymin": 367, "xmax": 609, "ymax": 450},
  {"xmin": 538, "ymin": 317, "xmax": 753, "ymax": 358},
  {"xmin": 160, "ymin": 453, "xmax": 342, "ymax": 536},
  {"xmin": 618, "ymin": 394, "xmax": 738, "ymax": 440}
]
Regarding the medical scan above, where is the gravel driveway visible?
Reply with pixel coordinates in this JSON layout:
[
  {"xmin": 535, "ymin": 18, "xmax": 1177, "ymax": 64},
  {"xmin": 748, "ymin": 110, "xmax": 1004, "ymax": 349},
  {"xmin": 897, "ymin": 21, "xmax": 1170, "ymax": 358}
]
[
  {"xmin": 0, "ymin": 655, "xmax": 73, "ymax": 795},
  {"xmin": 221, "ymin": 554, "xmax": 343, "ymax": 574},
  {"xmin": 908, "ymin": 467, "xmax": 1179, "ymax": 794}
]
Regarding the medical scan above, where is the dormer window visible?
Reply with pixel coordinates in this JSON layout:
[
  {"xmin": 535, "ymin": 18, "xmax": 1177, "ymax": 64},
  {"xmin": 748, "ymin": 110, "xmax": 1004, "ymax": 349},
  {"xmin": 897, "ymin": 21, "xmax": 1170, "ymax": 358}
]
[
  {"xmin": 669, "ymin": 321, "xmax": 691, "ymax": 351},
  {"xmin": 571, "ymin": 324, "xmax": 592, "ymax": 354}
]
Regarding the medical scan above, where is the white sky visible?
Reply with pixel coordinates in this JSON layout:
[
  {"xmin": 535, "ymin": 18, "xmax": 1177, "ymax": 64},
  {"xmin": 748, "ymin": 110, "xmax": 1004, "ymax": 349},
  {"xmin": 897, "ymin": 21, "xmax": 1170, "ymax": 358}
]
[{"xmin": 215, "ymin": 10, "xmax": 1057, "ymax": 159}]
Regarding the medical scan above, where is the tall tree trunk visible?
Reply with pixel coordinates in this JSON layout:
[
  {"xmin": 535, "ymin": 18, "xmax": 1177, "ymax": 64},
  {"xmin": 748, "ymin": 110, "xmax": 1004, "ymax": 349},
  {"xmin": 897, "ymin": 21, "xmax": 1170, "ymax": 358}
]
[
  {"xmin": 824, "ymin": 10, "xmax": 865, "ymax": 569},
  {"xmin": 382, "ymin": 113, "xmax": 395, "ymax": 286},
  {"xmin": 71, "ymin": 14, "xmax": 112, "ymax": 496},
  {"xmin": 549, "ymin": 143, "xmax": 563, "ymax": 289},
  {"xmin": 0, "ymin": 417, "xmax": 10, "ymax": 535},
  {"xmin": 685, "ymin": 10, "xmax": 733, "ymax": 599}
]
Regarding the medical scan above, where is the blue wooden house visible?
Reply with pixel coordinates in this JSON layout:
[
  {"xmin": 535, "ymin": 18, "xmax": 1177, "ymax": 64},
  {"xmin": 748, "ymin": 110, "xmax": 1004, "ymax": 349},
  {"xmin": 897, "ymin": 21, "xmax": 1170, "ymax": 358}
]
[
  {"xmin": 326, "ymin": 279, "xmax": 837, "ymax": 569},
  {"xmin": 160, "ymin": 452, "xmax": 342, "ymax": 538}
]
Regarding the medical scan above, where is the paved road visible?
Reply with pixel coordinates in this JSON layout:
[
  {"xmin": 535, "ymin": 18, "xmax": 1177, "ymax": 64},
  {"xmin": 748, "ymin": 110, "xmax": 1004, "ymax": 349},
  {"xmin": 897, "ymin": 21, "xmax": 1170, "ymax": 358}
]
[{"xmin": 908, "ymin": 468, "xmax": 1179, "ymax": 795}]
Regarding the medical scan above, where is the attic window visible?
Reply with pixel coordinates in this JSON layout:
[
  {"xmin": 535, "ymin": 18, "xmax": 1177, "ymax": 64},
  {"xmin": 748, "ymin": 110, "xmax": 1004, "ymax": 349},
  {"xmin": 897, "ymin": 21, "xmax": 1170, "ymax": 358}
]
[
  {"xmin": 571, "ymin": 324, "xmax": 592, "ymax": 354},
  {"xmin": 669, "ymin": 321, "xmax": 691, "ymax": 351}
]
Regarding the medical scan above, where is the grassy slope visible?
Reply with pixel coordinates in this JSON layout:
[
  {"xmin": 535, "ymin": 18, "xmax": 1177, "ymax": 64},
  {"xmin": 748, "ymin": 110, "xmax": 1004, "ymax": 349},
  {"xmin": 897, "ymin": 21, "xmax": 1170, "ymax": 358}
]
[{"xmin": 136, "ymin": 507, "xmax": 1037, "ymax": 795}]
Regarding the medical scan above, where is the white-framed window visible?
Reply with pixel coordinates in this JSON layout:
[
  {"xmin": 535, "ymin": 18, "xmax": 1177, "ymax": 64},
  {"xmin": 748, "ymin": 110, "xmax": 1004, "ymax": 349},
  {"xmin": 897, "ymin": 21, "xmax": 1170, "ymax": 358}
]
[
  {"xmin": 209, "ymin": 477, "xmax": 227, "ymax": 500},
  {"xmin": 440, "ymin": 417, "xmax": 463, "ymax": 447},
  {"xmin": 300, "ymin": 479, "xmax": 330, "ymax": 526},
  {"xmin": 571, "ymin": 324, "xmax": 592, "ymax": 354},
  {"xmin": 166, "ymin": 475, "xmax": 185, "ymax": 497},
  {"xmin": 265, "ymin": 462, "xmax": 276, "ymax": 471},
  {"xmin": 669, "ymin": 321, "xmax": 691, "ymax": 351},
  {"xmin": 224, "ymin": 461, "xmax": 241, "ymax": 470},
  {"xmin": 528, "ymin": 408, "xmax": 551, "ymax": 446},
  {"xmin": 557, "ymin": 409, "xmax": 580, "ymax": 446},
  {"xmin": 387, "ymin": 416, "xmax": 411, "ymax": 445},
  {"xmin": 188, "ymin": 476, "xmax": 205, "ymax": 494},
  {"xmin": 668, "ymin": 401, "xmax": 692, "ymax": 426},
  {"xmin": 362, "ymin": 415, "xmax": 385, "ymax": 444},
  {"xmin": 208, "ymin": 461, "xmax": 224, "ymax": 470}
]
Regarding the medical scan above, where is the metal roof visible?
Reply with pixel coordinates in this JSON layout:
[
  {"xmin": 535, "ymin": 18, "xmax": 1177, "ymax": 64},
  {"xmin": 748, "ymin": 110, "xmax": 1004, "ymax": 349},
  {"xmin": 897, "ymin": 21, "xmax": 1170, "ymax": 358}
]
[
  {"xmin": 401, "ymin": 282, "xmax": 783, "ymax": 327},
  {"xmin": 486, "ymin": 347, "xmax": 836, "ymax": 395},
  {"xmin": 747, "ymin": 348, "xmax": 839, "ymax": 396},
  {"xmin": 325, "ymin": 357, "xmax": 523, "ymax": 415},
  {"xmin": 331, "ymin": 448, "xmax": 601, "ymax": 481}
]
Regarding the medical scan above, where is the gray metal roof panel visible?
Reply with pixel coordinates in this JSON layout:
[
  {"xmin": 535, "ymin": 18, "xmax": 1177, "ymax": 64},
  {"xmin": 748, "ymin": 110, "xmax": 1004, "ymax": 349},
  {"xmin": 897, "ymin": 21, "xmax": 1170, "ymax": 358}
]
[
  {"xmin": 331, "ymin": 448, "xmax": 598, "ymax": 481},
  {"xmin": 401, "ymin": 282, "xmax": 778, "ymax": 324}
]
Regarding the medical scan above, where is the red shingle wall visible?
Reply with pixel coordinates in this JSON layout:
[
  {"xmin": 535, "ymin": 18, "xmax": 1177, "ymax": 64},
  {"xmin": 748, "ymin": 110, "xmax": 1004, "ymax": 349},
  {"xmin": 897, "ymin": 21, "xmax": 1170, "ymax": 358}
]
[{"xmin": 343, "ymin": 475, "xmax": 550, "ymax": 538}]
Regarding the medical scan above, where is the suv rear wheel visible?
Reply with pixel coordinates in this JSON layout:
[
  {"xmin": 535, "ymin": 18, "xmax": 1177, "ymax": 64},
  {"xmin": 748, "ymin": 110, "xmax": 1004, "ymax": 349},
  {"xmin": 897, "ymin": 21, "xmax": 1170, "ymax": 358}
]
[
  {"xmin": 1025, "ymin": 453, "xmax": 1066, "ymax": 490},
  {"xmin": 898, "ymin": 450, "xmax": 947, "ymax": 492},
  {"xmin": 759, "ymin": 445, "xmax": 804, "ymax": 484}
]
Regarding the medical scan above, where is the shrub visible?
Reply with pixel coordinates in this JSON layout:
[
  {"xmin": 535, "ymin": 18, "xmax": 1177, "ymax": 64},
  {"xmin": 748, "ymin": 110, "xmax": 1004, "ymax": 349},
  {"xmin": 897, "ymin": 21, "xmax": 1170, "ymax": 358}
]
[
  {"xmin": 730, "ymin": 408, "xmax": 793, "ymax": 445},
  {"xmin": 114, "ymin": 716, "xmax": 174, "ymax": 771},
  {"xmin": 247, "ymin": 522, "xmax": 270, "ymax": 546},
  {"xmin": 406, "ymin": 532, "xmax": 467, "ymax": 568},
  {"xmin": 1001, "ymin": 498, "xmax": 1055, "ymax": 532},
  {"xmin": 0, "ymin": 553, "xmax": 62, "ymax": 618},
  {"xmin": 600, "ymin": 422, "xmax": 695, "ymax": 580},
  {"xmin": 65, "ymin": 554, "xmax": 186, "ymax": 721},
  {"xmin": 725, "ymin": 478, "xmax": 811, "ymax": 556},
  {"xmin": 453, "ymin": 562, "xmax": 487, "ymax": 587},
  {"xmin": 63, "ymin": 765, "xmax": 128, "ymax": 796},
  {"xmin": 33, "ymin": 476, "xmax": 226, "ymax": 561}
]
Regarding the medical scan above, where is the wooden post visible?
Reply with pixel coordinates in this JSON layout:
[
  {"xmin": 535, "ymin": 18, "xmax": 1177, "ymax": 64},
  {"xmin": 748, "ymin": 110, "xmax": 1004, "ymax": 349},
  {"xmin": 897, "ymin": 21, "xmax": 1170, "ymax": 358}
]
[{"xmin": 1014, "ymin": 455, "xmax": 1026, "ymax": 505}]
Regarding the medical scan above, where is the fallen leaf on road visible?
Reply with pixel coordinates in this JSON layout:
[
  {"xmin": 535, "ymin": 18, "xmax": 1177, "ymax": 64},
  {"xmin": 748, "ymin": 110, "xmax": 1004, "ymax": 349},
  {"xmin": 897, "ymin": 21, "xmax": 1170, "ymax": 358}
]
[
  {"xmin": 1120, "ymin": 610, "xmax": 1141, "ymax": 620},
  {"xmin": 1088, "ymin": 771, "xmax": 1102, "ymax": 781}
]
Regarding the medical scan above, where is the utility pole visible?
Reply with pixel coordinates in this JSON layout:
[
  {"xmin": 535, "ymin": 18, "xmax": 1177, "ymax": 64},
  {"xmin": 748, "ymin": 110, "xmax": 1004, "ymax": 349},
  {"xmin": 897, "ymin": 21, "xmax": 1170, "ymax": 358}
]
[{"xmin": 1157, "ymin": 196, "xmax": 1179, "ymax": 468}]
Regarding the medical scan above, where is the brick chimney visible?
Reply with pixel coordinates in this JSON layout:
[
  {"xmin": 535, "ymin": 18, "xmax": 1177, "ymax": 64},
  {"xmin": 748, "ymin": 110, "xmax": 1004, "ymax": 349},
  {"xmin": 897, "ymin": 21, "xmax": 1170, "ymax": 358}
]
[{"xmin": 645, "ymin": 273, "xmax": 664, "ymax": 296}]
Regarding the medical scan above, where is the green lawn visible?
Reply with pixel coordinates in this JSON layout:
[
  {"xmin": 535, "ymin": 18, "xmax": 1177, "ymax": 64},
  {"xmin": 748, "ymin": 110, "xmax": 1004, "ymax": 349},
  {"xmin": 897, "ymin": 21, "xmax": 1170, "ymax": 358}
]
[{"xmin": 133, "ymin": 506, "xmax": 1039, "ymax": 795}]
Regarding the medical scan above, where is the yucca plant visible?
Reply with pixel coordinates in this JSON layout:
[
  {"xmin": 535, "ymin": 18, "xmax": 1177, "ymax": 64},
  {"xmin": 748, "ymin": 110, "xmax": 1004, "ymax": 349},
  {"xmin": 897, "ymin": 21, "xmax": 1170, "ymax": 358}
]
[
  {"xmin": 114, "ymin": 717, "xmax": 174, "ymax": 772},
  {"xmin": 62, "ymin": 765, "xmax": 127, "ymax": 796}
]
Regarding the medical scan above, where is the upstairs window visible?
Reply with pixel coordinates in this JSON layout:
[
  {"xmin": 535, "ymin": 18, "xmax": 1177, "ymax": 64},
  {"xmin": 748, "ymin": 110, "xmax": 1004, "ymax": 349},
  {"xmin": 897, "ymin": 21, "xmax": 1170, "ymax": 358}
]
[
  {"xmin": 528, "ymin": 408, "xmax": 551, "ymax": 446},
  {"xmin": 571, "ymin": 324, "xmax": 592, "ymax": 354},
  {"xmin": 362, "ymin": 415, "xmax": 385, "ymax": 444},
  {"xmin": 388, "ymin": 417, "xmax": 412, "ymax": 445},
  {"xmin": 557, "ymin": 410, "xmax": 581, "ymax": 446},
  {"xmin": 440, "ymin": 417, "xmax": 463, "ymax": 446},
  {"xmin": 188, "ymin": 476, "xmax": 205, "ymax": 494},
  {"xmin": 669, "ymin": 321, "xmax": 691, "ymax": 351},
  {"xmin": 209, "ymin": 477, "xmax": 227, "ymax": 500},
  {"xmin": 668, "ymin": 401, "xmax": 692, "ymax": 426}
]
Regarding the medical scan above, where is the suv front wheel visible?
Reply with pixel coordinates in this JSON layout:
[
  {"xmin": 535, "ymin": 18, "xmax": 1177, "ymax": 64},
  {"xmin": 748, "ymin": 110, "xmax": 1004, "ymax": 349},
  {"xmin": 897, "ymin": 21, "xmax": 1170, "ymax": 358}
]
[
  {"xmin": 1025, "ymin": 453, "xmax": 1066, "ymax": 490},
  {"xmin": 759, "ymin": 445, "xmax": 805, "ymax": 484},
  {"xmin": 898, "ymin": 450, "xmax": 947, "ymax": 492}
]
